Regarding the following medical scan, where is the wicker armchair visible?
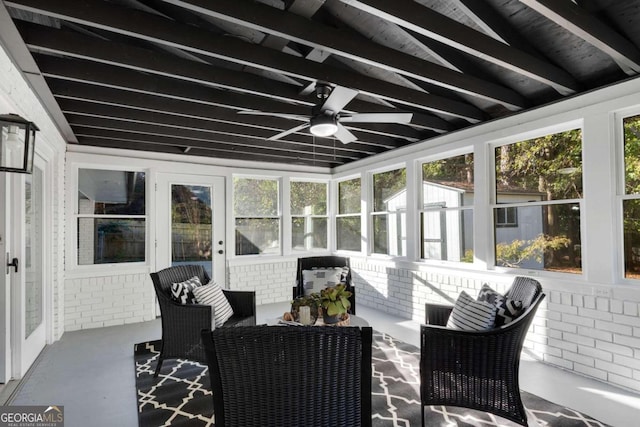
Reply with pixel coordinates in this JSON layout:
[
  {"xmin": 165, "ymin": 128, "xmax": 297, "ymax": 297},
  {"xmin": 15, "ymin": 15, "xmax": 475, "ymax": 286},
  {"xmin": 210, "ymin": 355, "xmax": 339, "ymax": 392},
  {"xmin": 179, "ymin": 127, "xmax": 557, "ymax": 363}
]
[
  {"xmin": 201, "ymin": 325, "xmax": 373, "ymax": 427},
  {"xmin": 150, "ymin": 265, "xmax": 256, "ymax": 377},
  {"xmin": 420, "ymin": 277, "xmax": 545, "ymax": 426},
  {"xmin": 293, "ymin": 256, "xmax": 356, "ymax": 314}
]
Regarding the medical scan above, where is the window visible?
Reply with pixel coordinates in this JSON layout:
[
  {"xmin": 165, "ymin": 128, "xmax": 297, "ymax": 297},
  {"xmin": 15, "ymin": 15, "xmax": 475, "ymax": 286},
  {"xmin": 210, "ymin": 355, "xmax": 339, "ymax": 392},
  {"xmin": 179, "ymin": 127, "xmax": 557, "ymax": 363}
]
[
  {"xmin": 372, "ymin": 168, "xmax": 406, "ymax": 256},
  {"xmin": 233, "ymin": 177, "xmax": 280, "ymax": 255},
  {"xmin": 421, "ymin": 153, "xmax": 474, "ymax": 262},
  {"xmin": 493, "ymin": 129, "xmax": 582, "ymax": 273},
  {"xmin": 336, "ymin": 177, "xmax": 361, "ymax": 252},
  {"xmin": 622, "ymin": 114, "xmax": 640, "ymax": 279},
  {"xmin": 495, "ymin": 207, "xmax": 518, "ymax": 227},
  {"xmin": 291, "ymin": 180, "xmax": 328, "ymax": 251},
  {"xmin": 76, "ymin": 169, "xmax": 146, "ymax": 265}
]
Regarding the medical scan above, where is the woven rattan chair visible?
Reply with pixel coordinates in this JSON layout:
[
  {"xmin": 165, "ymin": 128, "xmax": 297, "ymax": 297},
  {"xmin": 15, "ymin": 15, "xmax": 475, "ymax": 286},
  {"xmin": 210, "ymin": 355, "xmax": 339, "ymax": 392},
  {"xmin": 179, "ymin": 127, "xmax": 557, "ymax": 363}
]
[
  {"xmin": 201, "ymin": 325, "xmax": 373, "ymax": 427},
  {"xmin": 150, "ymin": 264, "xmax": 256, "ymax": 377},
  {"xmin": 293, "ymin": 256, "xmax": 356, "ymax": 314},
  {"xmin": 420, "ymin": 277, "xmax": 545, "ymax": 426}
]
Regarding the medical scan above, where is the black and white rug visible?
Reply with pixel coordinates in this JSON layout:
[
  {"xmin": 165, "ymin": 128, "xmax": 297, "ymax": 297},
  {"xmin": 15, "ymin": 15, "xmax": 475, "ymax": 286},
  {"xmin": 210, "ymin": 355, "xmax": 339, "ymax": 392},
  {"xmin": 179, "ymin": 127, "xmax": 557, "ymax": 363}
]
[{"xmin": 134, "ymin": 331, "xmax": 609, "ymax": 426}]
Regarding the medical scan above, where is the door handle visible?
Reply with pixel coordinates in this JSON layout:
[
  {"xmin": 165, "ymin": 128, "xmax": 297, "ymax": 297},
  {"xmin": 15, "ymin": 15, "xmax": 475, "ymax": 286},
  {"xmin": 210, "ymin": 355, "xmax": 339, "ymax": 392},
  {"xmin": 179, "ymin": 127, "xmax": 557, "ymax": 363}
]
[{"xmin": 6, "ymin": 255, "xmax": 18, "ymax": 273}]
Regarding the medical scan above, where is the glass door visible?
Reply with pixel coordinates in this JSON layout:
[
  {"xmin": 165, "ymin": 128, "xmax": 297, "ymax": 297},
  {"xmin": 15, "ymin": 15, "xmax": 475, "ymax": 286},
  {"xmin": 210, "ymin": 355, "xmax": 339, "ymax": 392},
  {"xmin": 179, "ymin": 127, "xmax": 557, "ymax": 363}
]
[
  {"xmin": 0, "ymin": 159, "xmax": 46, "ymax": 381},
  {"xmin": 156, "ymin": 174, "xmax": 226, "ymax": 285}
]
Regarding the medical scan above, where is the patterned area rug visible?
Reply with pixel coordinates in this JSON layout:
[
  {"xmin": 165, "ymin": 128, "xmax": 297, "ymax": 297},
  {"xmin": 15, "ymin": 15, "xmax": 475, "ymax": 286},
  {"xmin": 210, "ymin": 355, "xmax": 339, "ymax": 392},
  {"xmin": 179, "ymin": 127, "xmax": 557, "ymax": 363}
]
[{"xmin": 134, "ymin": 331, "xmax": 609, "ymax": 427}]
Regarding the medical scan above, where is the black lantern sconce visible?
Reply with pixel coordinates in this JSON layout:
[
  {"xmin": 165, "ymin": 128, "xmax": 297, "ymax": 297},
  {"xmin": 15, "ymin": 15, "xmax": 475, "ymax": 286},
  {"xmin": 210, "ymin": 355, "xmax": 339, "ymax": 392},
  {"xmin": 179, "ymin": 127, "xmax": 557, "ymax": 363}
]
[{"xmin": 0, "ymin": 113, "xmax": 39, "ymax": 174}]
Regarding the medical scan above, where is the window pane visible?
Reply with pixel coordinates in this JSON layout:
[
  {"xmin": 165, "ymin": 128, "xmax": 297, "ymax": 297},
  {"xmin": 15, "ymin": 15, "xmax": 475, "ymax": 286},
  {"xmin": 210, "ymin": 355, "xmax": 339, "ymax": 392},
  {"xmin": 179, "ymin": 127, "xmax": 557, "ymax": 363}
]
[
  {"xmin": 373, "ymin": 168, "xmax": 406, "ymax": 212},
  {"xmin": 336, "ymin": 217, "xmax": 361, "ymax": 251},
  {"xmin": 623, "ymin": 199, "xmax": 640, "ymax": 278},
  {"xmin": 338, "ymin": 178, "xmax": 361, "ymax": 214},
  {"xmin": 624, "ymin": 114, "xmax": 640, "ymax": 194},
  {"xmin": 171, "ymin": 185, "xmax": 212, "ymax": 275},
  {"xmin": 422, "ymin": 154, "xmax": 474, "ymax": 205},
  {"xmin": 78, "ymin": 169, "xmax": 145, "ymax": 215},
  {"xmin": 235, "ymin": 218, "xmax": 280, "ymax": 255},
  {"xmin": 494, "ymin": 203, "xmax": 581, "ymax": 273},
  {"xmin": 292, "ymin": 217, "xmax": 327, "ymax": 251},
  {"xmin": 421, "ymin": 210, "xmax": 473, "ymax": 262},
  {"xmin": 373, "ymin": 213, "xmax": 405, "ymax": 256},
  {"xmin": 495, "ymin": 129, "xmax": 582, "ymax": 203},
  {"xmin": 233, "ymin": 178, "xmax": 278, "ymax": 216},
  {"xmin": 77, "ymin": 218, "xmax": 146, "ymax": 264},
  {"xmin": 291, "ymin": 181, "xmax": 327, "ymax": 215}
]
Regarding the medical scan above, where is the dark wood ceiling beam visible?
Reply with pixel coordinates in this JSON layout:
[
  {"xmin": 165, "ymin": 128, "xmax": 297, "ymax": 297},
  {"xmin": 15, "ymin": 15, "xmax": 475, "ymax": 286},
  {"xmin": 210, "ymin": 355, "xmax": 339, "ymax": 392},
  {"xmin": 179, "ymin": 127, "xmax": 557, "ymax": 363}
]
[
  {"xmin": 74, "ymin": 135, "xmax": 338, "ymax": 167},
  {"xmin": 163, "ymin": 0, "xmax": 526, "ymax": 109},
  {"xmin": 67, "ymin": 116, "xmax": 361, "ymax": 161},
  {"xmin": 18, "ymin": 21, "xmax": 451, "ymax": 133},
  {"xmin": 5, "ymin": 0, "xmax": 486, "ymax": 121},
  {"xmin": 520, "ymin": 0, "xmax": 640, "ymax": 75},
  {"xmin": 58, "ymin": 98, "xmax": 384, "ymax": 155},
  {"xmin": 47, "ymin": 78, "xmax": 404, "ymax": 149},
  {"xmin": 337, "ymin": 0, "xmax": 580, "ymax": 95}
]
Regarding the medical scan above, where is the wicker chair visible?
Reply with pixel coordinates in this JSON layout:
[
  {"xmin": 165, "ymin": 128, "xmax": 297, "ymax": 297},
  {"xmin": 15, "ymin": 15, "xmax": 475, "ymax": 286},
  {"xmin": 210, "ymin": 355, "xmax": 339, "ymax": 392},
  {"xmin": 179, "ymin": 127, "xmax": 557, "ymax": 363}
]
[
  {"xmin": 150, "ymin": 265, "xmax": 256, "ymax": 377},
  {"xmin": 293, "ymin": 256, "xmax": 356, "ymax": 314},
  {"xmin": 420, "ymin": 277, "xmax": 545, "ymax": 426},
  {"xmin": 201, "ymin": 325, "xmax": 373, "ymax": 427}
]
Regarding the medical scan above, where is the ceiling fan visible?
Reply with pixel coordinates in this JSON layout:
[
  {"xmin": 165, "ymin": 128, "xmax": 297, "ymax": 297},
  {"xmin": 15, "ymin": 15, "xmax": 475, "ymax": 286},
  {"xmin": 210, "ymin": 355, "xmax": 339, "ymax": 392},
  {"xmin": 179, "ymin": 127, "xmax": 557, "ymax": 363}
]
[{"xmin": 239, "ymin": 83, "xmax": 413, "ymax": 144}]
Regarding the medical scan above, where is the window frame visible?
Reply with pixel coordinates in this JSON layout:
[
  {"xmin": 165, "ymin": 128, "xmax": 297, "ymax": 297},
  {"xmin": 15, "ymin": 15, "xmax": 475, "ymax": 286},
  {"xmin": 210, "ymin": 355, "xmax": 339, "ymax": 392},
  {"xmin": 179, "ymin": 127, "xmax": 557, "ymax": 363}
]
[
  {"xmin": 369, "ymin": 165, "xmax": 407, "ymax": 258},
  {"xmin": 290, "ymin": 178, "xmax": 329, "ymax": 253},
  {"xmin": 335, "ymin": 176, "xmax": 362, "ymax": 253}
]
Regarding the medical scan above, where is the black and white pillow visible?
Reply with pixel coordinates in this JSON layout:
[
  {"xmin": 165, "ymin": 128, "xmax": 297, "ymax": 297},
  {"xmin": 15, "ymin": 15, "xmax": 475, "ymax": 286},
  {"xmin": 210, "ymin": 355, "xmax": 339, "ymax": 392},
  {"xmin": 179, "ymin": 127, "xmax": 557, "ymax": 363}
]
[
  {"xmin": 446, "ymin": 290, "xmax": 497, "ymax": 331},
  {"xmin": 477, "ymin": 284, "xmax": 524, "ymax": 327},
  {"xmin": 301, "ymin": 267, "xmax": 345, "ymax": 296},
  {"xmin": 171, "ymin": 276, "xmax": 202, "ymax": 304},
  {"xmin": 193, "ymin": 281, "xmax": 234, "ymax": 328}
]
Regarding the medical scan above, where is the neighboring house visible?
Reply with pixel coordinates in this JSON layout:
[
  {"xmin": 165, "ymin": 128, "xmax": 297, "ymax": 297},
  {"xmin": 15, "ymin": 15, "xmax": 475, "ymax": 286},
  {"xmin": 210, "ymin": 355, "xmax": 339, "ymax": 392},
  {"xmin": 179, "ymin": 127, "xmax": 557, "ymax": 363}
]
[{"xmin": 385, "ymin": 181, "xmax": 545, "ymax": 267}]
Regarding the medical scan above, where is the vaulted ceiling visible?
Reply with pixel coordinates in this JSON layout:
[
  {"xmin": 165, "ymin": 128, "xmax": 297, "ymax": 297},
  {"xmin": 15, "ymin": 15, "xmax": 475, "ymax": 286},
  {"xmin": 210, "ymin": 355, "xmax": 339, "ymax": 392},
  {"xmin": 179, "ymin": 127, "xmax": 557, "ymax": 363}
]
[{"xmin": 1, "ymin": 0, "xmax": 640, "ymax": 168}]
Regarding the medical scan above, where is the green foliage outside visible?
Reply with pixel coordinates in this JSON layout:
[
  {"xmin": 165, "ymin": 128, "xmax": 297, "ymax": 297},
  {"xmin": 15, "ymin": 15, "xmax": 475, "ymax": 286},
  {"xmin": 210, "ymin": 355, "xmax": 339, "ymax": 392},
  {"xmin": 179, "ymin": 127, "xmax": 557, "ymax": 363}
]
[{"xmin": 623, "ymin": 115, "xmax": 640, "ymax": 276}]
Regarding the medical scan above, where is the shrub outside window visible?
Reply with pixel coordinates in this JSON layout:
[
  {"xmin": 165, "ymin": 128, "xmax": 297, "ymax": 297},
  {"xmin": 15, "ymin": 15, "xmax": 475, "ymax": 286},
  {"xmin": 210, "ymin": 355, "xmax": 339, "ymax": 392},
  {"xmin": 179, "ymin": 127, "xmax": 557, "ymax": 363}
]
[
  {"xmin": 291, "ymin": 180, "xmax": 328, "ymax": 251},
  {"xmin": 372, "ymin": 168, "xmax": 406, "ymax": 256},
  {"xmin": 421, "ymin": 153, "xmax": 474, "ymax": 263},
  {"xmin": 77, "ymin": 169, "xmax": 146, "ymax": 265},
  {"xmin": 234, "ymin": 177, "xmax": 280, "ymax": 255},
  {"xmin": 622, "ymin": 114, "xmax": 640, "ymax": 279},
  {"xmin": 336, "ymin": 178, "xmax": 361, "ymax": 252},
  {"xmin": 493, "ymin": 129, "xmax": 583, "ymax": 273}
]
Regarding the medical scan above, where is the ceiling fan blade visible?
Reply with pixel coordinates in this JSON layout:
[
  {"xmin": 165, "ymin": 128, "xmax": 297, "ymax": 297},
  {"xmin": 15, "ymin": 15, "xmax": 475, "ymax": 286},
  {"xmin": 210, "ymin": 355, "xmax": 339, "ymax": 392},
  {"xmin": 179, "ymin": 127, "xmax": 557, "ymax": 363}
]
[
  {"xmin": 340, "ymin": 112, "xmax": 413, "ymax": 123},
  {"xmin": 334, "ymin": 124, "xmax": 358, "ymax": 144},
  {"xmin": 321, "ymin": 86, "xmax": 358, "ymax": 113},
  {"xmin": 238, "ymin": 110, "xmax": 308, "ymax": 121},
  {"xmin": 268, "ymin": 123, "xmax": 310, "ymax": 141}
]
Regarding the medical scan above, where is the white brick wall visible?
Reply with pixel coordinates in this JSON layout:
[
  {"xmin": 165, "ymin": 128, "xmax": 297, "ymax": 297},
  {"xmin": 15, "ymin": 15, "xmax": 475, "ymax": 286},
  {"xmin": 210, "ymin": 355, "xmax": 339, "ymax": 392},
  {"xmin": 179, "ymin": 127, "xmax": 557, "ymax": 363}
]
[
  {"xmin": 348, "ymin": 259, "xmax": 640, "ymax": 394},
  {"xmin": 227, "ymin": 260, "xmax": 297, "ymax": 305},
  {"xmin": 63, "ymin": 272, "xmax": 156, "ymax": 331}
]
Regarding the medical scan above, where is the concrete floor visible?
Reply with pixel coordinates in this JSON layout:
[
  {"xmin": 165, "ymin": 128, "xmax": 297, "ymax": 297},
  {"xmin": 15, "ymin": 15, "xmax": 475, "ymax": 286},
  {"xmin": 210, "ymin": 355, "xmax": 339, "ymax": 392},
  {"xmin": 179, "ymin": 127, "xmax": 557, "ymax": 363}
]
[{"xmin": 5, "ymin": 302, "xmax": 640, "ymax": 427}]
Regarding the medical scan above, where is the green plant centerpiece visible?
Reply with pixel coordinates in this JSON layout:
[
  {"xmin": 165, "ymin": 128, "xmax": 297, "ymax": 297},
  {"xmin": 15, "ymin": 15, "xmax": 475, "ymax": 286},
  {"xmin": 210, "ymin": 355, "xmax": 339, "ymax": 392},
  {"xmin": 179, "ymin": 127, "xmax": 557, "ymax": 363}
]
[
  {"xmin": 319, "ymin": 284, "xmax": 352, "ymax": 324},
  {"xmin": 290, "ymin": 294, "xmax": 320, "ymax": 324}
]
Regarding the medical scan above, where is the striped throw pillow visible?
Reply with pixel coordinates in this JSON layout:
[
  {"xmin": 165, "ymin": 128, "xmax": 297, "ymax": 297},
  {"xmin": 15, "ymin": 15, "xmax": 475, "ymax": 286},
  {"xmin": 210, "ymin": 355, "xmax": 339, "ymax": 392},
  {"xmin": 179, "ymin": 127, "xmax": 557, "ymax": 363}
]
[
  {"xmin": 446, "ymin": 290, "xmax": 497, "ymax": 331},
  {"xmin": 193, "ymin": 282, "xmax": 234, "ymax": 328}
]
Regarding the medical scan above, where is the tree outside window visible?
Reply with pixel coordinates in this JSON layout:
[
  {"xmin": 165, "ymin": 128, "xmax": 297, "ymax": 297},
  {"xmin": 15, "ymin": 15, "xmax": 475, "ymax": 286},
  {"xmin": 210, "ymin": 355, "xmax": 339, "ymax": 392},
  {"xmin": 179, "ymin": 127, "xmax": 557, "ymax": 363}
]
[
  {"xmin": 622, "ymin": 114, "xmax": 640, "ymax": 279},
  {"xmin": 233, "ymin": 177, "xmax": 280, "ymax": 255},
  {"xmin": 372, "ymin": 168, "xmax": 406, "ymax": 256},
  {"xmin": 493, "ymin": 129, "xmax": 582, "ymax": 272},
  {"xmin": 336, "ymin": 177, "xmax": 361, "ymax": 252},
  {"xmin": 291, "ymin": 180, "xmax": 328, "ymax": 251}
]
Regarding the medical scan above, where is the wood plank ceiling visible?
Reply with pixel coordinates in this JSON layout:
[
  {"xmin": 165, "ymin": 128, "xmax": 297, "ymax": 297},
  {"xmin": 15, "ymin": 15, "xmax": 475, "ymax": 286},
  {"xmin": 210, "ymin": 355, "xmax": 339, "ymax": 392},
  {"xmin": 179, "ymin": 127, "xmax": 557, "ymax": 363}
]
[{"xmin": 1, "ymin": 0, "xmax": 639, "ymax": 168}]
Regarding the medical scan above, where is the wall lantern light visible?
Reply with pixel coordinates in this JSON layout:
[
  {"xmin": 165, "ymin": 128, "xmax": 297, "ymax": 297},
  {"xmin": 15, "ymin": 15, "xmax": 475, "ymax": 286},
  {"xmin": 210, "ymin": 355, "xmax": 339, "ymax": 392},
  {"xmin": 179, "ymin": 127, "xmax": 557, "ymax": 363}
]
[{"xmin": 0, "ymin": 113, "xmax": 39, "ymax": 174}]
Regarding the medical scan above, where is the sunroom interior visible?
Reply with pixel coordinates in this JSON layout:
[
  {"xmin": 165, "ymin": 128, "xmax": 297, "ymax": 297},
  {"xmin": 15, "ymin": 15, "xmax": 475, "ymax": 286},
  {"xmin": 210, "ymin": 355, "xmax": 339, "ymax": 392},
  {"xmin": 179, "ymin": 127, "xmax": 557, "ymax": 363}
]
[{"xmin": 1, "ymin": 1, "xmax": 640, "ymax": 426}]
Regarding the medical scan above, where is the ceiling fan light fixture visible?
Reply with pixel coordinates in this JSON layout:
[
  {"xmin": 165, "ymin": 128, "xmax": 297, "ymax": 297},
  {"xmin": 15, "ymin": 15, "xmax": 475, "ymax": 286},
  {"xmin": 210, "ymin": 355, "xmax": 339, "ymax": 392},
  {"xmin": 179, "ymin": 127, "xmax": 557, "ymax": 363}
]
[{"xmin": 309, "ymin": 115, "xmax": 338, "ymax": 137}]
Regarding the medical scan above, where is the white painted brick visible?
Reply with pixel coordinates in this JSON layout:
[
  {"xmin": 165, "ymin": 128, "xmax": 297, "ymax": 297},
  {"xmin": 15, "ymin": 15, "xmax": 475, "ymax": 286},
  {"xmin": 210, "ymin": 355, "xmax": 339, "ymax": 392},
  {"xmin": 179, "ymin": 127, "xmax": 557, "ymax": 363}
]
[
  {"xmin": 596, "ymin": 340, "xmax": 634, "ymax": 357},
  {"xmin": 573, "ymin": 363, "xmax": 608, "ymax": 381},
  {"xmin": 577, "ymin": 326, "xmax": 612, "ymax": 342},
  {"xmin": 548, "ymin": 337, "xmax": 578, "ymax": 352},
  {"xmin": 562, "ymin": 313, "xmax": 594, "ymax": 328},
  {"xmin": 613, "ymin": 313, "xmax": 640, "ymax": 327},
  {"xmin": 613, "ymin": 354, "xmax": 640, "ymax": 370},
  {"xmin": 563, "ymin": 350, "xmax": 594, "ymax": 367},
  {"xmin": 614, "ymin": 334, "xmax": 640, "ymax": 349},
  {"xmin": 610, "ymin": 299, "xmax": 623, "ymax": 314},
  {"xmin": 595, "ymin": 319, "xmax": 633, "ymax": 336},
  {"xmin": 623, "ymin": 301, "xmax": 638, "ymax": 316},
  {"xmin": 563, "ymin": 332, "xmax": 595, "ymax": 347},
  {"xmin": 547, "ymin": 302, "xmax": 578, "ymax": 315},
  {"xmin": 571, "ymin": 294, "xmax": 583, "ymax": 307},
  {"xmin": 595, "ymin": 359, "xmax": 632, "ymax": 377},
  {"xmin": 577, "ymin": 307, "xmax": 613, "ymax": 321},
  {"xmin": 578, "ymin": 345, "xmax": 613, "ymax": 362},
  {"xmin": 547, "ymin": 319, "xmax": 577, "ymax": 333},
  {"xmin": 544, "ymin": 354, "xmax": 573, "ymax": 370},
  {"xmin": 561, "ymin": 293, "xmax": 572, "ymax": 306},
  {"xmin": 583, "ymin": 295, "xmax": 596, "ymax": 309},
  {"xmin": 609, "ymin": 373, "xmax": 640, "ymax": 392}
]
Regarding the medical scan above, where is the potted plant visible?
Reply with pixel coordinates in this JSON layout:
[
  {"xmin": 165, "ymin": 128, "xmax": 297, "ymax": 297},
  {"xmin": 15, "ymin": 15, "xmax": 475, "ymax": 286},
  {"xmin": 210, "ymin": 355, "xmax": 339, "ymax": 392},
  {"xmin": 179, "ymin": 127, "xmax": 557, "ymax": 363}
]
[
  {"xmin": 319, "ymin": 284, "xmax": 352, "ymax": 324},
  {"xmin": 289, "ymin": 294, "xmax": 320, "ymax": 324}
]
